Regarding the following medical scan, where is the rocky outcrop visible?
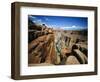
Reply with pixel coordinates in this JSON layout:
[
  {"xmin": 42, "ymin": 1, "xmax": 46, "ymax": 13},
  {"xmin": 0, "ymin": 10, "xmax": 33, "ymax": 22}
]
[
  {"xmin": 28, "ymin": 31, "xmax": 57, "ymax": 65},
  {"xmin": 66, "ymin": 56, "xmax": 80, "ymax": 65}
]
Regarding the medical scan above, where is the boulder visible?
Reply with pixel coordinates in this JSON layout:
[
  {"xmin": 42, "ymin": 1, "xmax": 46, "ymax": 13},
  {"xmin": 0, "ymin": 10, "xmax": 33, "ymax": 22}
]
[{"xmin": 66, "ymin": 56, "xmax": 80, "ymax": 64}]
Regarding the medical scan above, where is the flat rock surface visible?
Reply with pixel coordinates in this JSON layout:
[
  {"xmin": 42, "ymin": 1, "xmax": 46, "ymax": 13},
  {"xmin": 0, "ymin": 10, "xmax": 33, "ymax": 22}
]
[{"xmin": 66, "ymin": 56, "xmax": 80, "ymax": 65}]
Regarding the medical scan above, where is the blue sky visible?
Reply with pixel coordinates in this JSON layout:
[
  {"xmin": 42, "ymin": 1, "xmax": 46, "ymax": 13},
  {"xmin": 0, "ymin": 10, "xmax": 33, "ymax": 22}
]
[{"xmin": 28, "ymin": 15, "xmax": 88, "ymax": 30}]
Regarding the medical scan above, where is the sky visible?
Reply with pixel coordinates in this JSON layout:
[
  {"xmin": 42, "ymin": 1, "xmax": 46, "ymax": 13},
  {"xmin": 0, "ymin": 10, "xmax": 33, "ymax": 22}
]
[{"xmin": 28, "ymin": 15, "xmax": 88, "ymax": 30}]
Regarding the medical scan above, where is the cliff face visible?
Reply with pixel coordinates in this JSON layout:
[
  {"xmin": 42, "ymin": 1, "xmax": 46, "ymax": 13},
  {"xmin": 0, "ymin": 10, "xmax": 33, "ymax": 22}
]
[{"xmin": 54, "ymin": 30, "xmax": 88, "ymax": 65}]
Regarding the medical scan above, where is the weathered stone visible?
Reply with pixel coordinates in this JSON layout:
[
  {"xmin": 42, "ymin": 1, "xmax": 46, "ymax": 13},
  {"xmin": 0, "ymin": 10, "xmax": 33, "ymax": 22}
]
[
  {"xmin": 55, "ymin": 55, "xmax": 61, "ymax": 64},
  {"xmin": 73, "ymin": 49, "xmax": 87, "ymax": 64},
  {"xmin": 66, "ymin": 56, "xmax": 80, "ymax": 64}
]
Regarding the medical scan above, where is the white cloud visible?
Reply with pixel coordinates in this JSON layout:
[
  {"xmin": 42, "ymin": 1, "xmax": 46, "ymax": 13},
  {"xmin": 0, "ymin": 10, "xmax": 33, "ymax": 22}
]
[
  {"xmin": 61, "ymin": 26, "xmax": 71, "ymax": 29},
  {"xmin": 37, "ymin": 19, "xmax": 42, "ymax": 22},
  {"xmin": 45, "ymin": 17, "xmax": 49, "ymax": 21},
  {"xmin": 32, "ymin": 19, "xmax": 44, "ymax": 25},
  {"xmin": 29, "ymin": 16, "xmax": 36, "ymax": 19},
  {"xmin": 60, "ymin": 25, "xmax": 86, "ymax": 30},
  {"xmin": 72, "ymin": 25, "xmax": 76, "ymax": 28}
]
